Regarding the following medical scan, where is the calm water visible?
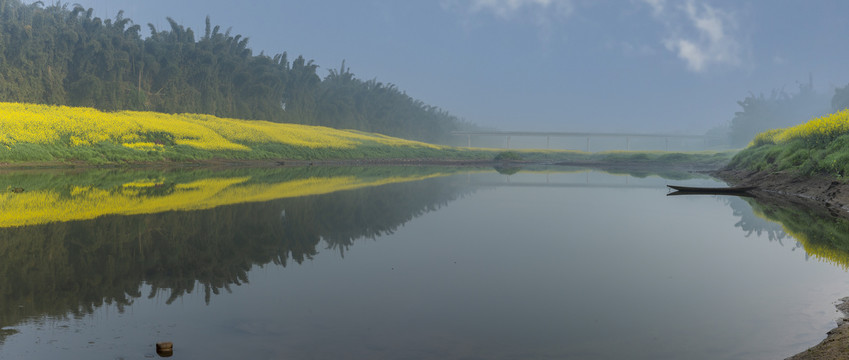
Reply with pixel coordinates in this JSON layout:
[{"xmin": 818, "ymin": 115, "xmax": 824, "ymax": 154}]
[{"xmin": 0, "ymin": 166, "xmax": 847, "ymax": 359}]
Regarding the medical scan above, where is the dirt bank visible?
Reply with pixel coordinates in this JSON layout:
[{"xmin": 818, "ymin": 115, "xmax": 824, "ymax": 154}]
[
  {"xmin": 715, "ymin": 169, "xmax": 849, "ymax": 211},
  {"xmin": 783, "ymin": 297, "xmax": 849, "ymax": 360},
  {"xmin": 715, "ymin": 169, "xmax": 849, "ymax": 360}
]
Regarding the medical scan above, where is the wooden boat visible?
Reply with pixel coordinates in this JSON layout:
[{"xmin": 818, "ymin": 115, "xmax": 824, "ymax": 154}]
[{"xmin": 666, "ymin": 185, "xmax": 757, "ymax": 194}]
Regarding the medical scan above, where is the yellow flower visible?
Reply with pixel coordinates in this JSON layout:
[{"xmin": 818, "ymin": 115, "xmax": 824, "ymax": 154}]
[{"xmin": 0, "ymin": 102, "xmax": 444, "ymax": 152}]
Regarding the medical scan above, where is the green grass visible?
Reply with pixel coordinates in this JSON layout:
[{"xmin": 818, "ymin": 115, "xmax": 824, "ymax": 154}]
[
  {"xmin": 0, "ymin": 102, "xmax": 734, "ymax": 168},
  {"xmin": 728, "ymin": 134, "xmax": 849, "ymax": 177},
  {"xmin": 0, "ymin": 137, "xmax": 736, "ymax": 169},
  {"xmin": 728, "ymin": 109, "xmax": 849, "ymax": 177}
]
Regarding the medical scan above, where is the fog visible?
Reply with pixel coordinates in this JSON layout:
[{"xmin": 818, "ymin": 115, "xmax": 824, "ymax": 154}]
[{"xmin": 26, "ymin": 0, "xmax": 849, "ymax": 136}]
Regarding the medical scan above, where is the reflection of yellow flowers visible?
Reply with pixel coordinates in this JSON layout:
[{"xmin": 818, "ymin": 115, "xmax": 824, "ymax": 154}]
[
  {"xmin": 0, "ymin": 173, "xmax": 446, "ymax": 228},
  {"xmin": 0, "ymin": 102, "xmax": 445, "ymax": 151},
  {"xmin": 749, "ymin": 109, "xmax": 849, "ymax": 147},
  {"xmin": 751, "ymin": 207, "xmax": 849, "ymax": 270}
]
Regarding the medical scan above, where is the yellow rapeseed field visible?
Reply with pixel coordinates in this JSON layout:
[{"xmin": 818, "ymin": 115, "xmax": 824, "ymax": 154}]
[
  {"xmin": 749, "ymin": 109, "xmax": 849, "ymax": 147},
  {"xmin": 0, "ymin": 102, "xmax": 444, "ymax": 152}
]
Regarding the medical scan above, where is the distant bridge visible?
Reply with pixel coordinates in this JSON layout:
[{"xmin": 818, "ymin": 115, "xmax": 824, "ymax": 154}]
[{"xmin": 451, "ymin": 131, "xmax": 707, "ymax": 151}]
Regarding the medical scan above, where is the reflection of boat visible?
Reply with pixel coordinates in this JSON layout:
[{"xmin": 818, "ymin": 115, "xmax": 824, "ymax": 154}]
[{"xmin": 666, "ymin": 185, "xmax": 757, "ymax": 196}]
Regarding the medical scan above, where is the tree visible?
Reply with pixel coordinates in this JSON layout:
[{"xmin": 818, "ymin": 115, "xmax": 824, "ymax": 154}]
[
  {"xmin": 832, "ymin": 83, "xmax": 849, "ymax": 112},
  {"xmin": 729, "ymin": 79, "xmax": 830, "ymax": 147},
  {"xmin": 0, "ymin": 1, "xmax": 475, "ymax": 144}
]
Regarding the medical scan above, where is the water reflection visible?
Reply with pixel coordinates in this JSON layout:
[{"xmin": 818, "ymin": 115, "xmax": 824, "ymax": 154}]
[
  {"xmin": 734, "ymin": 193, "xmax": 849, "ymax": 269},
  {"xmin": 0, "ymin": 166, "xmax": 477, "ymax": 343},
  {"xmin": 725, "ymin": 196, "xmax": 790, "ymax": 242},
  {"xmin": 0, "ymin": 167, "xmax": 460, "ymax": 227},
  {"xmin": 0, "ymin": 166, "xmax": 699, "ymax": 343},
  {"xmin": 4, "ymin": 165, "xmax": 849, "ymax": 359}
]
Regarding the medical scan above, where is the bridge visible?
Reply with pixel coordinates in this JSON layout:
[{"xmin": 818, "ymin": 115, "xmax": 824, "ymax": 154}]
[{"xmin": 451, "ymin": 131, "xmax": 707, "ymax": 151}]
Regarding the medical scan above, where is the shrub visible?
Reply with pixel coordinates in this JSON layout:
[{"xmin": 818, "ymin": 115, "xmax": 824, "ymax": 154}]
[{"xmin": 493, "ymin": 151, "xmax": 523, "ymax": 162}]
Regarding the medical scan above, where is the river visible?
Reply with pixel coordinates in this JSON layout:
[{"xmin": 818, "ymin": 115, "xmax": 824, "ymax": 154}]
[{"xmin": 0, "ymin": 165, "xmax": 846, "ymax": 359}]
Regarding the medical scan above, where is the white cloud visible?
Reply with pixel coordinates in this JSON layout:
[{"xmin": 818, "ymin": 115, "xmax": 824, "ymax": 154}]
[{"xmin": 645, "ymin": 0, "xmax": 741, "ymax": 72}]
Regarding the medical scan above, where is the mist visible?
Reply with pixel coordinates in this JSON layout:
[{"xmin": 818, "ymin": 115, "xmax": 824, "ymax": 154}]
[{"xmin": 17, "ymin": 0, "xmax": 849, "ymax": 144}]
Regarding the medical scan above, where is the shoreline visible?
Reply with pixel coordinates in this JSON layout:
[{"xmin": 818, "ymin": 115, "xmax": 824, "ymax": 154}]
[
  {"xmin": 0, "ymin": 158, "xmax": 500, "ymax": 171},
  {"xmin": 714, "ymin": 169, "xmax": 849, "ymax": 212},
  {"xmin": 0, "ymin": 157, "xmax": 726, "ymax": 172},
  {"xmin": 786, "ymin": 297, "xmax": 849, "ymax": 360},
  {"xmin": 715, "ymin": 168, "xmax": 849, "ymax": 360}
]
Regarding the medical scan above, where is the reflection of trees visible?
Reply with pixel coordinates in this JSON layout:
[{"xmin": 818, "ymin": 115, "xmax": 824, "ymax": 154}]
[
  {"xmin": 305, "ymin": 178, "xmax": 464, "ymax": 256},
  {"xmin": 726, "ymin": 194, "xmax": 849, "ymax": 268},
  {"xmin": 723, "ymin": 197, "xmax": 789, "ymax": 243},
  {"xmin": 599, "ymin": 167, "xmax": 704, "ymax": 181},
  {"xmin": 0, "ymin": 175, "xmax": 473, "ymax": 336},
  {"xmin": 517, "ymin": 165, "xmax": 708, "ymax": 181}
]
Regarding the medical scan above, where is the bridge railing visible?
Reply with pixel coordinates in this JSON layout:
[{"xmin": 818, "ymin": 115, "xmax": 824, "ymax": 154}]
[{"xmin": 451, "ymin": 131, "xmax": 708, "ymax": 151}]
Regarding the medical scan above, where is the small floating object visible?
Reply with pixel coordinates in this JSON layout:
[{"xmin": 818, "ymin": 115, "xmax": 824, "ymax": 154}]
[
  {"xmin": 667, "ymin": 185, "xmax": 757, "ymax": 196},
  {"xmin": 156, "ymin": 342, "xmax": 173, "ymax": 357}
]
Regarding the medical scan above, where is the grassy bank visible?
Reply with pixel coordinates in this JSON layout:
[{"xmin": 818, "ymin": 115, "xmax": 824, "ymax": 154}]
[
  {"xmin": 0, "ymin": 102, "xmax": 494, "ymax": 163},
  {"xmin": 727, "ymin": 109, "xmax": 849, "ymax": 177},
  {"xmin": 0, "ymin": 102, "xmax": 731, "ymax": 167}
]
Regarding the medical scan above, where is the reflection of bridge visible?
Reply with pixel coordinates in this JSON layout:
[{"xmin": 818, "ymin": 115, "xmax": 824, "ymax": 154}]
[
  {"xmin": 467, "ymin": 172, "xmax": 669, "ymax": 189},
  {"xmin": 472, "ymin": 181, "xmax": 660, "ymax": 189},
  {"xmin": 452, "ymin": 131, "xmax": 706, "ymax": 151}
]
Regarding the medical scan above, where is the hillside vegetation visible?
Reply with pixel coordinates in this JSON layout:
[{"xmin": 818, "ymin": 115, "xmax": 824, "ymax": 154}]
[
  {"xmin": 0, "ymin": 1, "xmax": 476, "ymax": 143},
  {"xmin": 0, "ymin": 101, "xmax": 737, "ymax": 167},
  {"xmin": 727, "ymin": 109, "xmax": 849, "ymax": 176},
  {"xmin": 0, "ymin": 102, "xmax": 492, "ymax": 163}
]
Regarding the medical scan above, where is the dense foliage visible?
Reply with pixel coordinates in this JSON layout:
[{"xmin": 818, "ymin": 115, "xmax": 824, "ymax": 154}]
[
  {"xmin": 728, "ymin": 79, "xmax": 830, "ymax": 147},
  {"xmin": 0, "ymin": 100, "xmax": 735, "ymax": 166},
  {"xmin": 727, "ymin": 109, "xmax": 849, "ymax": 176},
  {"xmin": 832, "ymin": 83, "xmax": 849, "ymax": 112},
  {"xmin": 0, "ymin": 1, "xmax": 471, "ymax": 143},
  {"xmin": 0, "ymin": 101, "xmax": 493, "ymax": 163}
]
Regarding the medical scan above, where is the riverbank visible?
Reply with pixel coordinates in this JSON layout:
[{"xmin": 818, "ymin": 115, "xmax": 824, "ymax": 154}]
[
  {"xmin": 715, "ymin": 168, "xmax": 849, "ymax": 359},
  {"xmin": 787, "ymin": 297, "xmax": 849, "ymax": 360},
  {"xmin": 715, "ymin": 169, "xmax": 849, "ymax": 211},
  {"xmin": 0, "ymin": 102, "xmax": 735, "ymax": 168}
]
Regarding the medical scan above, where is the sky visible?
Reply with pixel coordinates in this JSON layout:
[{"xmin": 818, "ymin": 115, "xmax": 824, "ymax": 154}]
[{"xmin": 27, "ymin": 0, "xmax": 849, "ymax": 134}]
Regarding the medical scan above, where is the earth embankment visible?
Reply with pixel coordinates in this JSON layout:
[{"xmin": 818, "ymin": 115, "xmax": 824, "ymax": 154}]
[
  {"xmin": 715, "ymin": 169, "xmax": 849, "ymax": 211},
  {"xmin": 716, "ymin": 168, "xmax": 849, "ymax": 360}
]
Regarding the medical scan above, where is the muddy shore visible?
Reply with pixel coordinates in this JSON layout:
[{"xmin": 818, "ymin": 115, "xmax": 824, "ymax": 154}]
[
  {"xmin": 715, "ymin": 169, "xmax": 849, "ymax": 212},
  {"xmin": 715, "ymin": 169, "xmax": 849, "ymax": 360}
]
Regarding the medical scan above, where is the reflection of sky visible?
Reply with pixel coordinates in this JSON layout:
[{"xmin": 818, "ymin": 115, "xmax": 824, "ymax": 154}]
[
  {"xmin": 2, "ymin": 171, "xmax": 848, "ymax": 359},
  {"xmin": 479, "ymin": 168, "xmax": 718, "ymax": 189}
]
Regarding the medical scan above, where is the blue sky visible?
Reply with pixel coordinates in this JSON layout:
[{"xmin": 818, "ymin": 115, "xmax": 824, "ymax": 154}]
[{"xmin": 35, "ymin": 0, "xmax": 849, "ymax": 133}]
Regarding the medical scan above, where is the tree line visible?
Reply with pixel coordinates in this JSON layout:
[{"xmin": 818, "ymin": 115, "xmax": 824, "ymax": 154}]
[
  {"xmin": 724, "ymin": 75, "xmax": 849, "ymax": 148},
  {"xmin": 0, "ymin": 169, "xmax": 475, "ymax": 332},
  {"xmin": 727, "ymin": 78, "xmax": 829, "ymax": 147},
  {"xmin": 0, "ymin": 1, "xmax": 476, "ymax": 143}
]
